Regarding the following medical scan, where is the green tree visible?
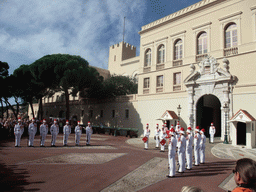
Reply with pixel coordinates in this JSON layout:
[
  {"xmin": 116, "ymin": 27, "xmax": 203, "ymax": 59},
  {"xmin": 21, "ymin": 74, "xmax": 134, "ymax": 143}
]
[
  {"xmin": 30, "ymin": 54, "xmax": 102, "ymax": 120},
  {"xmin": 0, "ymin": 61, "xmax": 9, "ymax": 118}
]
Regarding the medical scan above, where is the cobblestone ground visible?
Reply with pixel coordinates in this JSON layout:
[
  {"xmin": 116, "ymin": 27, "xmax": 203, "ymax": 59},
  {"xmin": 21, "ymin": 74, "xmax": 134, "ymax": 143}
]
[{"xmin": 1, "ymin": 134, "xmax": 253, "ymax": 192}]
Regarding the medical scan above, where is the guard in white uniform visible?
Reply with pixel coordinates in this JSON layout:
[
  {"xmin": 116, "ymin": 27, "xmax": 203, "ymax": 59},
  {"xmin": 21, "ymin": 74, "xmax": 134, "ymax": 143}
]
[
  {"xmin": 209, "ymin": 122, "xmax": 216, "ymax": 143},
  {"xmin": 160, "ymin": 126, "xmax": 167, "ymax": 152},
  {"xmin": 177, "ymin": 127, "xmax": 186, "ymax": 173},
  {"xmin": 50, "ymin": 119, "xmax": 59, "ymax": 147},
  {"xmin": 14, "ymin": 117, "xmax": 24, "ymax": 147},
  {"xmin": 40, "ymin": 119, "xmax": 48, "ymax": 147},
  {"xmin": 167, "ymin": 128, "xmax": 177, "ymax": 178},
  {"xmin": 155, "ymin": 124, "xmax": 160, "ymax": 148},
  {"xmin": 194, "ymin": 126, "xmax": 201, "ymax": 166},
  {"xmin": 143, "ymin": 124, "xmax": 150, "ymax": 150},
  {"xmin": 200, "ymin": 129, "xmax": 206, "ymax": 164},
  {"xmin": 28, "ymin": 118, "xmax": 37, "ymax": 147},
  {"xmin": 85, "ymin": 121, "xmax": 93, "ymax": 145},
  {"xmin": 63, "ymin": 120, "xmax": 71, "ymax": 146},
  {"xmin": 75, "ymin": 121, "xmax": 83, "ymax": 146},
  {"xmin": 175, "ymin": 121, "xmax": 181, "ymax": 141},
  {"xmin": 185, "ymin": 127, "xmax": 193, "ymax": 170}
]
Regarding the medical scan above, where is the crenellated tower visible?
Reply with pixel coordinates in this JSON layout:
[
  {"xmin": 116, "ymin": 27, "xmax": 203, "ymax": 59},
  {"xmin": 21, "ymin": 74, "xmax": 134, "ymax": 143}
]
[{"xmin": 108, "ymin": 41, "xmax": 136, "ymax": 75}]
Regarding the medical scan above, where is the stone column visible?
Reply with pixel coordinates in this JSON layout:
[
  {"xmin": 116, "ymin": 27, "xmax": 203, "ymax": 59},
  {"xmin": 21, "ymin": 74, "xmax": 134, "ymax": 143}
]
[{"xmin": 188, "ymin": 87, "xmax": 194, "ymax": 128}]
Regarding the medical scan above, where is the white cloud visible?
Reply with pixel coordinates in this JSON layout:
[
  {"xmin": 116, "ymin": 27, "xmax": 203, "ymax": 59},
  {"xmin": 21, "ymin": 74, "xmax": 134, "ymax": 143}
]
[{"xmin": 0, "ymin": 0, "xmax": 147, "ymax": 73}]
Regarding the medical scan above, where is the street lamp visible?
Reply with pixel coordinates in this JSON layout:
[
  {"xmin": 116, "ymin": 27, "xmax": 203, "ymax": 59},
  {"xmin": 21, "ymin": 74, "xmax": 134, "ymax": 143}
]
[
  {"xmin": 177, "ymin": 104, "xmax": 181, "ymax": 121},
  {"xmin": 223, "ymin": 103, "xmax": 229, "ymax": 144}
]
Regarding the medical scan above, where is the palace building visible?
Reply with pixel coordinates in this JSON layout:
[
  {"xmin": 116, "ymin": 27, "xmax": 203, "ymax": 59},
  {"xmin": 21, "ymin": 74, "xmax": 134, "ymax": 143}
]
[{"xmin": 29, "ymin": 0, "xmax": 256, "ymax": 148}]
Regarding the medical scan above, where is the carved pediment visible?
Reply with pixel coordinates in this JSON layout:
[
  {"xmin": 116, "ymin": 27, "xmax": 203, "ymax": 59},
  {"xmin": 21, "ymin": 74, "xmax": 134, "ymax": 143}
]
[{"xmin": 184, "ymin": 56, "xmax": 233, "ymax": 86}]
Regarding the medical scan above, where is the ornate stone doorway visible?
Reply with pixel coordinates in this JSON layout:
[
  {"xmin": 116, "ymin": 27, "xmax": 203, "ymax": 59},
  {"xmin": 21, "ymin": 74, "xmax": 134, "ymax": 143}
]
[
  {"xmin": 184, "ymin": 56, "xmax": 235, "ymax": 141},
  {"xmin": 196, "ymin": 94, "xmax": 221, "ymax": 137}
]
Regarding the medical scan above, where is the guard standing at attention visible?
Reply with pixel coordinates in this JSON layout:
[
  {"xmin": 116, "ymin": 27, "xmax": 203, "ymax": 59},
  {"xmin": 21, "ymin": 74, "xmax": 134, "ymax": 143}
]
[
  {"xmin": 40, "ymin": 119, "xmax": 48, "ymax": 147},
  {"xmin": 209, "ymin": 122, "xmax": 216, "ymax": 143},
  {"xmin": 63, "ymin": 120, "xmax": 71, "ymax": 146},
  {"xmin": 185, "ymin": 127, "xmax": 193, "ymax": 170},
  {"xmin": 177, "ymin": 127, "xmax": 186, "ymax": 173},
  {"xmin": 85, "ymin": 121, "xmax": 93, "ymax": 146},
  {"xmin": 167, "ymin": 128, "xmax": 177, "ymax": 178},
  {"xmin": 194, "ymin": 126, "xmax": 201, "ymax": 166},
  {"xmin": 14, "ymin": 117, "xmax": 24, "ymax": 147},
  {"xmin": 143, "ymin": 123, "xmax": 150, "ymax": 150},
  {"xmin": 75, "ymin": 121, "xmax": 83, "ymax": 146},
  {"xmin": 28, "ymin": 118, "xmax": 37, "ymax": 147},
  {"xmin": 200, "ymin": 129, "xmax": 206, "ymax": 164},
  {"xmin": 154, "ymin": 124, "xmax": 160, "ymax": 148},
  {"xmin": 50, "ymin": 119, "xmax": 59, "ymax": 147}
]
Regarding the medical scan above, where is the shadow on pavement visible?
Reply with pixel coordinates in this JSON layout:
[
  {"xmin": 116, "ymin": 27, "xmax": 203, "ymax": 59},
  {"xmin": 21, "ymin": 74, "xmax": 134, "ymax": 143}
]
[
  {"xmin": 175, "ymin": 160, "xmax": 235, "ymax": 178},
  {"xmin": 0, "ymin": 138, "xmax": 44, "ymax": 191}
]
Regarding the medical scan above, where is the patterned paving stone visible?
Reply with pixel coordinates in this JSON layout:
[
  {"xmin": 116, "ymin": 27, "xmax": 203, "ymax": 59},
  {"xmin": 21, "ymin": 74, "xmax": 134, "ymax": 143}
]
[{"xmin": 18, "ymin": 153, "xmax": 126, "ymax": 165}]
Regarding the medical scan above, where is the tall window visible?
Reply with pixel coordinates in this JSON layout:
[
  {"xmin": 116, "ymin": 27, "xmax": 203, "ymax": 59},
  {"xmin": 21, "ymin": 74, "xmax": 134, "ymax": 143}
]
[
  {"xmin": 89, "ymin": 110, "xmax": 93, "ymax": 118},
  {"xmin": 143, "ymin": 78, "xmax": 150, "ymax": 89},
  {"xmin": 174, "ymin": 39, "xmax": 183, "ymax": 60},
  {"xmin": 112, "ymin": 110, "xmax": 115, "ymax": 118},
  {"xmin": 174, "ymin": 72, "xmax": 181, "ymax": 85},
  {"xmin": 156, "ymin": 75, "xmax": 163, "ymax": 87},
  {"xmin": 144, "ymin": 49, "xmax": 151, "ymax": 67},
  {"xmin": 157, "ymin": 45, "xmax": 165, "ymax": 64},
  {"xmin": 225, "ymin": 23, "xmax": 237, "ymax": 48},
  {"xmin": 197, "ymin": 32, "xmax": 207, "ymax": 55},
  {"xmin": 125, "ymin": 109, "xmax": 129, "ymax": 119}
]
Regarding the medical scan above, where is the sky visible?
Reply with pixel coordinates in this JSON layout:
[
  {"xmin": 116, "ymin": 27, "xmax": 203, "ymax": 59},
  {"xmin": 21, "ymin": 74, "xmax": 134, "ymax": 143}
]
[{"xmin": 0, "ymin": 0, "xmax": 201, "ymax": 75}]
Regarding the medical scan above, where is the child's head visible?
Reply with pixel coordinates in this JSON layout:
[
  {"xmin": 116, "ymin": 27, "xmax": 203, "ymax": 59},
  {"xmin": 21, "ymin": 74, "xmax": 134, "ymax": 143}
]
[{"xmin": 233, "ymin": 158, "xmax": 256, "ymax": 190}]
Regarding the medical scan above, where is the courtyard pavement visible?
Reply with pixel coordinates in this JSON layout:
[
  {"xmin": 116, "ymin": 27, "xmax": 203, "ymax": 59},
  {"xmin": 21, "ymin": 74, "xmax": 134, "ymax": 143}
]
[{"xmin": 0, "ymin": 134, "xmax": 255, "ymax": 192}]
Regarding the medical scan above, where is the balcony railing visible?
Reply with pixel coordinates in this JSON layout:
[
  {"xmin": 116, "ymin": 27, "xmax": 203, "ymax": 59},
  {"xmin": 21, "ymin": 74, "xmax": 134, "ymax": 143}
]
[
  {"xmin": 173, "ymin": 60, "xmax": 183, "ymax": 67},
  {"xmin": 156, "ymin": 87, "xmax": 163, "ymax": 93},
  {"xmin": 143, "ymin": 66, "xmax": 151, "ymax": 73},
  {"xmin": 196, "ymin": 54, "xmax": 208, "ymax": 62},
  {"xmin": 156, "ymin": 63, "xmax": 165, "ymax": 70},
  {"xmin": 224, "ymin": 47, "xmax": 238, "ymax": 56},
  {"xmin": 143, "ymin": 89, "xmax": 149, "ymax": 94},
  {"xmin": 173, "ymin": 85, "xmax": 181, "ymax": 91}
]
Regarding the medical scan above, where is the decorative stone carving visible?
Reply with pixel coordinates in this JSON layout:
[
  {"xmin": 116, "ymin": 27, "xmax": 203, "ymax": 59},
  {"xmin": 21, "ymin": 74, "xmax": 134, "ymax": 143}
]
[
  {"xmin": 223, "ymin": 58, "xmax": 230, "ymax": 73},
  {"xmin": 198, "ymin": 55, "xmax": 219, "ymax": 75}
]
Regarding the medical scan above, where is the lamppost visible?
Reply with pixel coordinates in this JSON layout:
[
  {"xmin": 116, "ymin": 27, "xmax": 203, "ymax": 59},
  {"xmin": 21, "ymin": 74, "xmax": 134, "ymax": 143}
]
[
  {"xmin": 177, "ymin": 105, "xmax": 182, "ymax": 121},
  {"xmin": 223, "ymin": 103, "xmax": 229, "ymax": 144}
]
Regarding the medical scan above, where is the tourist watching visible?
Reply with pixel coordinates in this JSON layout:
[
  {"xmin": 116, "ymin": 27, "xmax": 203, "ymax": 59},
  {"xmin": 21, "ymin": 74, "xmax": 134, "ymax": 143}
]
[{"xmin": 232, "ymin": 158, "xmax": 256, "ymax": 192}]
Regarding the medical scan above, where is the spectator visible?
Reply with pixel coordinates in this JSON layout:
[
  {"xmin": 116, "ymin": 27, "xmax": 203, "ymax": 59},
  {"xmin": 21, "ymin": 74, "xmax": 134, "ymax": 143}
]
[
  {"xmin": 181, "ymin": 186, "xmax": 204, "ymax": 192},
  {"xmin": 232, "ymin": 158, "xmax": 256, "ymax": 192}
]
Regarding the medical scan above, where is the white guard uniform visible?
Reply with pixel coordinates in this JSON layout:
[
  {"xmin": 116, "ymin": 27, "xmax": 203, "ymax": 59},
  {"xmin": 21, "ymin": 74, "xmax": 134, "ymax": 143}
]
[
  {"xmin": 86, "ymin": 126, "xmax": 93, "ymax": 145},
  {"xmin": 175, "ymin": 125, "xmax": 180, "ymax": 141},
  {"xmin": 194, "ymin": 132, "xmax": 201, "ymax": 166},
  {"xmin": 14, "ymin": 123, "xmax": 24, "ymax": 147},
  {"xmin": 168, "ymin": 136, "xmax": 177, "ymax": 177},
  {"xmin": 50, "ymin": 124, "xmax": 59, "ymax": 146},
  {"xmin": 40, "ymin": 124, "xmax": 48, "ymax": 146},
  {"xmin": 200, "ymin": 133, "xmax": 206, "ymax": 163},
  {"xmin": 186, "ymin": 134, "xmax": 193, "ymax": 169},
  {"xmin": 75, "ymin": 125, "xmax": 82, "ymax": 145},
  {"xmin": 177, "ymin": 135, "xmax": 186, "ymax": 172},
  {"xmin": 209, "ymin": 125, "xmax": 216, "ymax": 143},
  {"xmin": 28, "ymin": 122, "xmax": 37, "ymax": 146},
  {"xmin": 155, "ymin": 127, "xmax": 160, "ymax": 148},
  {"xmin": 144, "ymin": 129, "xmax": 150, "ymax": 149},
  {"xmin": 160, "ymin": 130, "xmax": 167, "ymax": 151},
  {"xmin": 63, "ymin": 125, "xmax": 71, "ymax": 146}
]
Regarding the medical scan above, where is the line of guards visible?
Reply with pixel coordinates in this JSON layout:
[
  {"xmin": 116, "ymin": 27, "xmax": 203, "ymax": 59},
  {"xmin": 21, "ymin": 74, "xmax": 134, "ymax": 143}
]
[
  {"xmin": 13, "ymin": 117, "xmax": 93, "ymax": 147},
  {"xmin": 142, "ymin": 122, "xmax": 216, "ymax": 178}
]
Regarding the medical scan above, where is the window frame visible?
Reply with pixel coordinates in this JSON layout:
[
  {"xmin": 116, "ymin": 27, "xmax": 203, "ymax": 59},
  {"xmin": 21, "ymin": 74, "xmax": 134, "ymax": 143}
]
[
  {"xmin": 144, "ymin": 49, "xmax": 152, "ymax": 67},
  {"xmin": 197, "ymin": 32, "xmax": 208, "ymax": 55},
  {"xmin": 174, "ymin": 39, "xmax": 183, "ymax": 60},
  {"xmin": 224, "ymin": 23, "xmax": 237, "ymax": 48},
  {"xmin": 156, "ymin": 75, "xmax": 164, "ymax": 87},
  {"xmin": 143, "ymin": 77, "xmax": 150, "ymax": 89},
  {"xmin": 157, "ymin": 44, "xmax": 165, "ymax": 64}
]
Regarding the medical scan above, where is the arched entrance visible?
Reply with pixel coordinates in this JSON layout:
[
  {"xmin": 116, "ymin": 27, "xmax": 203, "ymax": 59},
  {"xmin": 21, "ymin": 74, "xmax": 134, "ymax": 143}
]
[
  {"xmin": 196, "ymin": 94, "xmax": 221, "ymax": 137},
  {"xmin": 237, "ymin": 122, "xmax": 246, "ymax": 145}
]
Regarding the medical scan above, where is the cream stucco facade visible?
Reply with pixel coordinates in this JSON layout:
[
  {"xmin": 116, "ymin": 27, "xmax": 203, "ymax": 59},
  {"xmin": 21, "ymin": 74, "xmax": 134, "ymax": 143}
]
[{"xmin": 28, "ymin": 0, "xmax": 256, "ymax": 148}]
